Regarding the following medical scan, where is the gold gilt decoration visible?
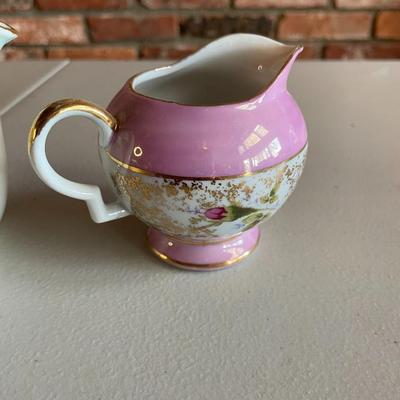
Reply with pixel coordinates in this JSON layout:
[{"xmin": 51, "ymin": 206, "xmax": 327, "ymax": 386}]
[
  {"xmin": 108, "ymin": 145, "xmax": 307, "ymax": 240},
  {"xmin": 0, "ymin": 21, "xmax": 17, "ymax": 35},
  {"xmin": 28, "ymin": 99, "xmax": 118, "ymax": 154}
]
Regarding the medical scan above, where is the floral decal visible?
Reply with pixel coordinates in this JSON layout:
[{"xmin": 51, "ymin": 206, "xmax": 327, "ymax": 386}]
[
  {"xmin": 205, "ymin": 205, "xmax": 260, "ymax": 222},
  {"xmin": 204, "ymin": 204, "xmax": 270, "ymax": 231},
  {"xmin": 109, "ymin": 145, "xmax": 307, "ymax": 239},
  {"xmin": 205, "ymin": 207, "xmax": 227, "ymax": 220}
]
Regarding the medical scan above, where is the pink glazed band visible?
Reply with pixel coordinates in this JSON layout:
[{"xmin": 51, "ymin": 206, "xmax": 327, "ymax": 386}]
[
  {"xmin": 147, "ymin": 226, "xmax": 261, "ymax": 270},
  {"xmin": 106, "ymin": 47, "xmax": 307, "ymax": 178}
]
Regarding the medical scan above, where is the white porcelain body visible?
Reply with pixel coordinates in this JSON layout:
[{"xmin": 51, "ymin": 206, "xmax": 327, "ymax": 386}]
[
  {"xmin": 0, "ymin": 22, "xmax": 16, "ymax": 49},
  {"xmin": 29, "ymin": 104, "xmax": 129, "ymax": 223},
  {"xmin": 100, "ymin": 145, "xmax": 307, "ymax": 240},
  {"xmin": 0, "ymin": 22, "xmax": 17, "ymax": 221}
]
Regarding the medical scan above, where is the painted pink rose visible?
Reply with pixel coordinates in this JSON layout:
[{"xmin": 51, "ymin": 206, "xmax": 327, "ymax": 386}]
[{"xmin": 205, "ymin": 207, "xmax": 227, "ymax": 220}]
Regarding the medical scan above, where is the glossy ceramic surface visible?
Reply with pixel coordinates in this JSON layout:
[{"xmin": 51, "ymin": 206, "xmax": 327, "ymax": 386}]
[
  {"xmin": 107, "ymin": 35, "xmax": 307, "ymax": 177},
  {"xmin": 147, "ymin": 226, "xmax": 261, "ymax": 271},
  {"xmin": 0, "ymin": 21, "xmax": 17, "ymax": 221},
  {"xmin": 28, "ymin": 34, "xmax": 308, "ymax": 270},
  {"xmin": 0, "ymin": 21, "xmax": 17, "ymax": 49}
]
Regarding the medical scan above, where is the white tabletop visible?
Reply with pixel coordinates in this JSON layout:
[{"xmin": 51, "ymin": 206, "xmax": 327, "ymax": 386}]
[
  {"xmin": 0, "ymin": 60, "xmax": 67, "ymax": 116},
  {"xmin": 0, "ymin": 61, "xmax": 399, "ymax": 400}
]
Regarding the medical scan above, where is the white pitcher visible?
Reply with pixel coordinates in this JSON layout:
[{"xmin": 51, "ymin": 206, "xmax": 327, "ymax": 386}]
[{"xmin": 0, "ymin": 21, "xmax": 17, "ymax": 220}]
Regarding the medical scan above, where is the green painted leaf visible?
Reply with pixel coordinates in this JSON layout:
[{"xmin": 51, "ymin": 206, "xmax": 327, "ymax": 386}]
[{"xmin": 224, "ymin": 205, "xmax": 260, "ymax": 221}]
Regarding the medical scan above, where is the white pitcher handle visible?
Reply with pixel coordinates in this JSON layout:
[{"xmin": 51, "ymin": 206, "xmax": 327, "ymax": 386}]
[{"xmin": 28, "ymin": 98, "xmax": 130, "ymax": 223}]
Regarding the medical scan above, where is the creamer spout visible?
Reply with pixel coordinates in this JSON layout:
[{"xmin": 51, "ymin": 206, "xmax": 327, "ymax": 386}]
[{"xmin": 270, "ymin": 45, "xmax": 303, "ymax": 92}]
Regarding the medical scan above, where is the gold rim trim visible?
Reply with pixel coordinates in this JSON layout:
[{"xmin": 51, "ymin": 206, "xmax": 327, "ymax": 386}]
[
  {"xmin": 28, "ymin": 99, "xmax": 118, "ymax": 154},
  {"xmin": 127, "ymin": 37, "xmax": 302, "ymax": 107},
  {"xmin": 148, "ymin": 238, "xmax": 259, "ymax": 271},
  {"xmin": 106, "ymin": 142, "xmax": 307, "ymax": 181},
  {"xmin": 0, "ymin": 22, "xmax": 18, "ymax": 35}
]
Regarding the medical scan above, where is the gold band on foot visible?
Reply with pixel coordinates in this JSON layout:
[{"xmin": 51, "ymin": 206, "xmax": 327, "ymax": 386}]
[{"xmin": 147, "ymin": 238, "xmax": 259, "ymax": 271}]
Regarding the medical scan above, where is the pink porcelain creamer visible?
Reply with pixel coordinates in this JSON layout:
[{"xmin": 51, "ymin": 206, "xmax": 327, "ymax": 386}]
[{"xmin": 28, "ymin": 34, "xmax": 307, "ymax": 271}]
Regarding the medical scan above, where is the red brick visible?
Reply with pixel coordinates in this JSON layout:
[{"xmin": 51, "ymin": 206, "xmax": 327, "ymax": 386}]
[
  {"xmin": 181, "ymin": 15, "xmax": 274, "ymax": 38},
  {"xmin": 325, "ymin": 43, "xmax": 400, "ymax": 58},
  {"xmin": 278, "ymin": 12, "xmax": 372, "ymax": 39},
  {"xmin": 140, "ymin": 44, "xmax": 199, "ymax": 59},
  {"xmin": 298, "ymin": 45, "xmax": 321, "ymax": 58},
  {"xmin": 48, "ymin": 46, "xmax": 137, "ymax": 59},
  {"xmin": 375, "ymin": 11, "xmax": 400, "ymax": 39},
  {"xmin": 335, "ymin": 0, "xmax": 400, "ymax": 8},
  {"xmin": 36, "ymin": 0, "xmax": 131, "ymax": 10},
  {"xmin": 1, "ymin": 16, "xmax": 87, "ymax": 45},
  {"xmin": 2, "ymin": 47, "xmax": 45, "ymax": 60},
  {"xmin": 142, "ymin": 0, "xmax": 228, "ymax": 8},
  {"xmin": 88, "ymin": 15, "xmax": 178, "ymax": 41},
  {"xmin": 235, "ymin": 0, "xmax": 327, "ymax": 8},
  {"xmin": 0, "ymin": 0, "xmax": 32, "ymax": 12}
]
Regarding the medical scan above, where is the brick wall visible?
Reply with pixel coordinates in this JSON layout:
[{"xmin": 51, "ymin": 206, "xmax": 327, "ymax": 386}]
[{"xmin": 0, "ymin": 0, "xmax": 399, "ymax": 60}]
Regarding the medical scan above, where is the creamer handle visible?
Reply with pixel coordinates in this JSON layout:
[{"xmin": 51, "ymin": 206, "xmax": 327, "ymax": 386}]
[{"xmin": 28, "ymin": 98, "xmax": 130, "ymax": 223}]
